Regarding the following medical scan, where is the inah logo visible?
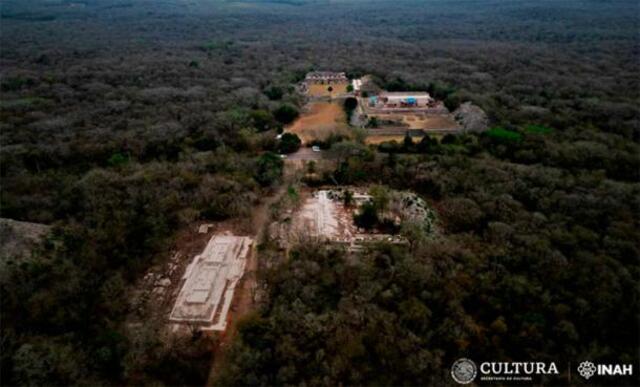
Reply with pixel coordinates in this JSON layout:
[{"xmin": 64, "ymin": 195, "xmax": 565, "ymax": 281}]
[
  {"xmin": 578, "ymin": 361, "xmax": 597, "ymax": 379},
  {"xmin": 451, "ymin": 358, "xmax": 477, "ymax": 384},
  {"xmin": 577, "ymin": 361, "xmax": 633, "ymax": 379}
]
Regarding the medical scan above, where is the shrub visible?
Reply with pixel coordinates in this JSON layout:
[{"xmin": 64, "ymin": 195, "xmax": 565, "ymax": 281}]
[
  {"xmin": 107, "ymin": 153, "xmax": 128, "ymax": 167},
  {"xmin": 486, "ymin": 127, "xmax": 523, "ymax": 141},
  {"xmin": 277, "ymin": 133, "xmax": 301, "ymax": 154},
  {"xmin": 250, "ymin": 110, "xmax": 277, "ymax": 132},
  {"xmin": 354, "ymin": 202, "xmax": 378, "ymax": 229},
  {"xmin": 343, "ymin": 97, "xmax": 358, "ymax": 111},
  {"xmin": 274, "ymin": 104, "xmax": 299, "ymax": 125},
  {"xmin": 254, "ymin": 152, "xmax": 284, "ymax": 187},
  {"xmin": 264, "ymin": 85, "xmax": 284, "ymax": 100}
]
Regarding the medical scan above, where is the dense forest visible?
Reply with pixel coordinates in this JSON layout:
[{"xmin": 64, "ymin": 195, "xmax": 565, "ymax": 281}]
[{"xmin": 1, "ymin": 0, "xmax": 638, "ymax": 385}]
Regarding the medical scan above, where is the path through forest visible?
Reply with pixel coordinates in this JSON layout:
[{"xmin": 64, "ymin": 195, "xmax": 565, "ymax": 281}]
[{"xmin": 206, "ymin": 165, "xmax": 298, "ymax": 385}]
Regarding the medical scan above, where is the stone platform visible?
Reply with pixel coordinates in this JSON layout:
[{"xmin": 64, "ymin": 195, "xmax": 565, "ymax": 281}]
[{"xmin": 169, "ymin": 234, "xmax": 253, "ymax": 331}]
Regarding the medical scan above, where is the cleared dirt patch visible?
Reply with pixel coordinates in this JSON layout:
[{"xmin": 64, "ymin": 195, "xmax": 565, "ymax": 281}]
[
  {"xmin": 368, "ymin": 113, "xmax": 459, "ymax": 129},
  {"xmin": 0, "ymin": 218, "xmax": 50, "ymax": 259},
  {"xmin": 307, "ymin": 83, "xmax": 349, "ymax": 97},
  {"xmin": 365, "ymin": 135, "xmax": 408, "ymax": 145},
  {"xmin": 285, "ymin": 102, "xmax": 350, "ymax": 144}
]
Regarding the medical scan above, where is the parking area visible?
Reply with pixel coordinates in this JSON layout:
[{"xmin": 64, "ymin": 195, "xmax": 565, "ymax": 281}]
[{"xmin": 286, "ymin": 147, "xmax": 324, "ymax": 161}]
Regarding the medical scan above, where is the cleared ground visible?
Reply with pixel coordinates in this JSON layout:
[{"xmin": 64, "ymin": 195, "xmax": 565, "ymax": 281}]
[
  {"xmin": 307, "ymin": 83, "xmax": 349, "ymax": 97},
  {"xmin": 0, "ymin": 218, "xmax": 50, "ymax": 259},
  {"xmin": 368, "ymin": 113, "xmax": 459, "ymax": 129},
  {"xmin": 275, "ymin": 189, "xmax": 406, "ymax": 250},
  {"xmin": 292, "ymin": 190, "xmax": 354, "ymax": 242},
  {"xmin": 287, "ymin": 147, "xmax": 324, "ymax": 160},
  {"xmin": 285, "ymin": 102, "xmax": 350, "ymax": 144},
  {"xmin": 365, "ymin": 135, "xmax": 408, "ymax": 145},
  {"xmin": 363, "ymin": 111, "xmax": 459, "ymax": 144}
]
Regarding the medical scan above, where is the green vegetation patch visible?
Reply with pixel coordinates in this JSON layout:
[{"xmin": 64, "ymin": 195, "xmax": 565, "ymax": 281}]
[
  {"xmin": 107, "ymin": 152, "xmax": 129, "ymax": 167},
  {"xmin": 486, "ymin": 127, "xmax": 523, "ymax": 141}
]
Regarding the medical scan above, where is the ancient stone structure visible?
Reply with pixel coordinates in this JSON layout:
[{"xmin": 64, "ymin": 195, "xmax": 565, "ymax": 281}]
[{"xmin": 169, "ymin": 235, "xmax": 253, "ymax": 331}]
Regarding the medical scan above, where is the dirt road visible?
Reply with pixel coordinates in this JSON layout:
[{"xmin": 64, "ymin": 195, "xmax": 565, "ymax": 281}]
[
  {"xmin": 287, "ymin": 147, "xmax": 324, "ymax": 161},
  {"xmin": 206, "ymin": 182, "xmax": 289, "ymax": 386}
]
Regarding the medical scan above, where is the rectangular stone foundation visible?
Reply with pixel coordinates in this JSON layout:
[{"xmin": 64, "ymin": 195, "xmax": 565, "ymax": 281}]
[{"xmin": 169, "ymin": 234, "xmax": 253, "ymax": 331}]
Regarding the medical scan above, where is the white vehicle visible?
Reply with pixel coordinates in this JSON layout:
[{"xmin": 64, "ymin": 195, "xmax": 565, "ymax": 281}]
[
  {"xmin": 279, "ymin": 154, "xmax": 287, "ymax": 159},
  {"xmin": 276, "ymin": 134, "xmax": 283, "ymax": 140},
  {"xmin": 311, "ymin": 146, "xmax": 321, "ymax": 152}
]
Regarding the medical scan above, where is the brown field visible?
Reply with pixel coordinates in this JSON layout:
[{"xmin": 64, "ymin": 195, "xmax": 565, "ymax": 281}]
[
  {"xmin": 285, "ymin": 102, "xmax": 350, "ymax": 143},
  {"xmin": 365, "ymin": 132, "xmax": 450, "ymax": 145},
  {"xmin": 307, "ymin": 83, "xmax": 349, "ymax": 97},
  {"xmin": 364, "ymin": 135, "xmax": 410, "ymax": 145},
  {"xmin": 368, "ymin": 113, "xmax": 459, "ymax": 129}
]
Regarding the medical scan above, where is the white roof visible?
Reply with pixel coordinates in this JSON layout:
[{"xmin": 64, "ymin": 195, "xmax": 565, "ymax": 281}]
[
  {"xmin": 306, "ymin": 71, "xmax": 347, "ymax": 80},
  {"xmin": 380, "ymin": 91, "xmax": 431, "ymax": 98}
]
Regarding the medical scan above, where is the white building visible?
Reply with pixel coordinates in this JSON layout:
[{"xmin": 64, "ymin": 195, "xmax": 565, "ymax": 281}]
[
  {"xmin": 305, "ymin": 71, "xmax": 348, "ymax": 85},
  {"xmin": 351, "ymin": 78, "xmax": 362, "ymax": 94},
  {"xmin": 377, "ymin": 91, "xmax": 433, "ymax": 107}
]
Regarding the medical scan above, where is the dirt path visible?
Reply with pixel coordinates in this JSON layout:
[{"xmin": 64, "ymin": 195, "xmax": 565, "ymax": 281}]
[{"xmin": 206, "ymin": 182, "xmax": 290, "ymax": 386}]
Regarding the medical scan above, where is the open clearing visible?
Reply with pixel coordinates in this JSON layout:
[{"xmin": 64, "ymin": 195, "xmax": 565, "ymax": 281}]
[
  {"xmin": 365, "ymin": 135, "xmax": 408, "ymax": 145},
  {"xmin": 0, "ymin": 218, "xmax": 50, "ymax": 259},
  {"xmin": 291, "ymin": 190, "xmax": 356, "ymax": 243},
  {"xmin": 368, "ymin": 113, "xmax": 459, "ymax": 129},
  {"xmin": 270, "ymin": 189, "xmax": 409, "ymax": 251},
  {"xmin": 307, "ymin": 83, "xmax": 349, "ymax": 97},
  {"xmin": 285, "ymin": 102, "xmax": 350, "ymax": 144}
]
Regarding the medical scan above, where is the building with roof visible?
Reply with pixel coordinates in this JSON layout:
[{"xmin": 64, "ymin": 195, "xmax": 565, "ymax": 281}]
[
  {"xmin": 351, "ymin": 78, "xmax": 363, "ymax": 95},
  {"xmin": 305, "ymin": 71, "xmax": 348, "ymax": 84},
  {"xmin": 377, "ymin": 91, "xmax": 433, "ymax": 108}
]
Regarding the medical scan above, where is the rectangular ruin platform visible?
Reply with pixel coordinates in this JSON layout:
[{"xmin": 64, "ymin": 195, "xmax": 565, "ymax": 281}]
[
  {"xmin": 292, "ymin": 190, "xmax": 355, "ymax": 243},
  {"xmin": 169, "ymin": 234, "xmax": 253, "ymax": 331},
  {"xmin": 285, "ymin": 189, "xmax": 411, "ymax": 251}
]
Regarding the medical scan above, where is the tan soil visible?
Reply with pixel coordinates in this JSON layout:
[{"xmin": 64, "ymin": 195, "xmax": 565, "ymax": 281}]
[
  {"xmin": 307, "ymin": 83, "xmax": 349, "ymax": 97},
  {"xmin": 364, "ymin": 135, "xmax": 409, "ymax": 145},
  {"xmin": 285, "ymin": 102, "xmax": 350, "ymax": 144},
  {"xmin": 0, "ymin": 218, "xmax": 50, "ymax": 259},
  {"xmin": 368, "ymin": 113, "xmax": 459, "ymax": 129}
]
